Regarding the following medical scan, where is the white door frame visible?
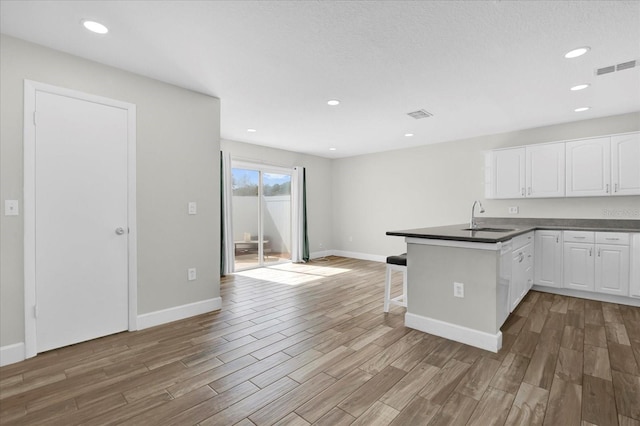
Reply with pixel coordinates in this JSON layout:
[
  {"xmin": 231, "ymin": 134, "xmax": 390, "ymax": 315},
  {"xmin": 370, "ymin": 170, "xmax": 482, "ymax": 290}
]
[{"xmin": 23, "ymin": 80, "xmax": 138, "ymax": 358}]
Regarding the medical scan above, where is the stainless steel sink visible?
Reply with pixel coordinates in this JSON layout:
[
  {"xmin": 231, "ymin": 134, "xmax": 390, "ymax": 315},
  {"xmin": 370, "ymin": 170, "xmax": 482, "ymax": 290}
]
[{"xmin": 461, "ymin": 227, "xmax": 517, "ymax": 232}]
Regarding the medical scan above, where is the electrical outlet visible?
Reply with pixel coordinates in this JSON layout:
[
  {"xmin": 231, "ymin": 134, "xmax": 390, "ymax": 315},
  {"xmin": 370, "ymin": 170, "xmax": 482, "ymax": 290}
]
[
  {"xmin": 454, "ymin": 282, "xmax": 464, "ymax": 298},
  {"xmin": 188, "ymin": 202, "xmax": 197, "ymax": 215},
  {"xmin": 188, "ymin": 268, "xmax": 197, "ymax": 281},
  {"xmin": 4, "ymin": 200, "xmax": 19, "ymax": 216},
  {"xmin": 508, "ymin": 206, "xmax": 519, "ymax": 214}
]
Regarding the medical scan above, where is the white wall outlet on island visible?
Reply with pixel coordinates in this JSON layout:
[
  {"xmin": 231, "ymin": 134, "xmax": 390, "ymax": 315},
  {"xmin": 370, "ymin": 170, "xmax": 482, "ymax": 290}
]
[
  {"xmin": 4, "ymin": 200, "xmax": 19, "ymax": 216},
  {"xmin": 454, "ymin": 282, "xmax": 464, "ymax": 298},
  {"xmin": 188, "ymin": 268, "xmax": 197, "ymax": 281},
  {"xmin": 508, "ymin": 206, "xmax": 519, "ymax": 214},
  {"xmin": 188, "ymin": 202, "xmax": 197, "ymax": 215}
]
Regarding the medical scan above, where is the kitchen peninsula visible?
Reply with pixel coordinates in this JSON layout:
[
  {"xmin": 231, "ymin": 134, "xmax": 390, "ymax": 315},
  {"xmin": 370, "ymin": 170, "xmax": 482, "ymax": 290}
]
[{"xmin": 387, "ymin": 219, "xmax": 640, "ymax": 352}]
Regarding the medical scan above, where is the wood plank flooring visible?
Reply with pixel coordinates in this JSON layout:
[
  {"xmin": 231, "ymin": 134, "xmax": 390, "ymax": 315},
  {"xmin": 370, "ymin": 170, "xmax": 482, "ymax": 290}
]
[{"xmin": 1, "ymin": 256, "xmax": 639, "ymax": 425}]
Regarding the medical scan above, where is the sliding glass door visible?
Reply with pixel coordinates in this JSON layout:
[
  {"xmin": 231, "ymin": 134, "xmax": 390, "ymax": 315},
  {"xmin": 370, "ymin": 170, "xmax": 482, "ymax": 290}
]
[{"xmin": 232, "ymin": 163, "xmax": 292, "ymax": 271}]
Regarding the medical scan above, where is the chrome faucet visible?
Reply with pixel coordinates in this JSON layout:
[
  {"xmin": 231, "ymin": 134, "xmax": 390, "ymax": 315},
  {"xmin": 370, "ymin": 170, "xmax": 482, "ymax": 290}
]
[{"xmin": 470, "ymin": 200, "xmax": 485, "ymax": 230}]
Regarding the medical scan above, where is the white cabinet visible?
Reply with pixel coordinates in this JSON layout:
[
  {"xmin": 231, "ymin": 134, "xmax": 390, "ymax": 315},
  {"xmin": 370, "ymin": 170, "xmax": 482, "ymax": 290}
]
[
  {"xmin": 562, "ymin": 231, "xmax": 630, "ymax": 295},
  {"xmin": 493, "ymin": 148, "xmax": 525, "ymax": 199},
  {"xmin": 526, "ymin": 143, "xmax": 565, "ymax": 198},
  {"xmin": 631, "ymin": 234, "xmax": 640, "ymax": 298},
  {"xmin": 564, "ymin": 240, "xmax": 595, "ymax": 291},
  {"xmin": 510, "ymin": 232, "xmax": 534, "ymax": 311},
  {"xmin": 534, "ymin": 230, "xmax": 562, "ymax": 288},
  {"xmin": 611, "ymin": 133, "xmax": 640, "ymax": 196},
  {"xmin": 595, "ymin": 244, "xmax": 630, "ymax": 296},
  {"xmin": 488, "ymin": 132, "xmax": 639, "ymax": 199},
  {"xmin": 566, "ymin": 137, "xmax": 611, "ymax": 197},
  {"xmin": 491, "ymin": 144, "xmax": 565, "ymax": 199}
]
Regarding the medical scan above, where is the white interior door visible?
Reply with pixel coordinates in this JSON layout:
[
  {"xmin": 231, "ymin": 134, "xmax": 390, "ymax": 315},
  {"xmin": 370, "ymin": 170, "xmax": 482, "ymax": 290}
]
[{"xmin": 33, "ymin": 90, "xmax": 130, "ymax": 352}]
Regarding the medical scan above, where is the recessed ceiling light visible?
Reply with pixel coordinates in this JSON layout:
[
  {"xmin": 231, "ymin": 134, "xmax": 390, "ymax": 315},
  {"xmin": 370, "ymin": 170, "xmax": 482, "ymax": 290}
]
[
  {"xmin": 574, "ymin": 107, "xmax": 591, "ymax": 112},
  {"xmin": 564, "ymin": 47, "xmax": 590, "ymax": 59},
  {"xmin": 404, "ymin": 133, "xmax": 414, "ymax": 137},
  {"xmin": 82, "ymin": 20, "xmax": 109, "ymax": 34},
  {"xmin": 247, "ymin": 128, "xmax": 257, "ymax": 132},
  {"xmin": 570, "ymin": 84, "xmax": 590, "ymax": 91},
  {"xmin": 329, "ymin": 147, "xmax": 337, "ymax": 151},
  {"xmin": 327, "ymin": 100, "xmax": 340, "ymax": 106}
]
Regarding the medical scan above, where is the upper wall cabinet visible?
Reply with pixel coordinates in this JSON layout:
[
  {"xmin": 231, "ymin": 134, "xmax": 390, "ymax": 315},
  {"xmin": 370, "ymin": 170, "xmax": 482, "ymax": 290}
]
[
  {"xmin": 611, "ymin": 133, "xmax": 640, "ymax": 196},
  {"xmin": 491, "ymin": 143, "xmax": 564, "ymax": 199},
  {"xmin": 566, "ymin": 137, "xmax": 611, "ymax": 197},
  {"xmin": 566, "ymin": 133, "xmax": 640, "ymax": 197},
  {"xmin": 492, "ymin": 148, "xmax": 525, "ymax": 198},
  {"xmin": 526, "ymin": 143, "xmax": 565, "ymax": 198},
  {"xmin": 487, "ymin": 131, "xmax": 639, "ymax": 199}
]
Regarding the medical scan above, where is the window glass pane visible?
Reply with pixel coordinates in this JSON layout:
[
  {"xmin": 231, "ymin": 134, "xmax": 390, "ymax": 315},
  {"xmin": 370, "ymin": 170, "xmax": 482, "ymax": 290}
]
[
  {"xmin": 232, "ymin": 168, "xmax": 259, "ymax": 270},
  {"xmin": 263, "ymin": 173, "xmax": 291, "ymax": 264}
]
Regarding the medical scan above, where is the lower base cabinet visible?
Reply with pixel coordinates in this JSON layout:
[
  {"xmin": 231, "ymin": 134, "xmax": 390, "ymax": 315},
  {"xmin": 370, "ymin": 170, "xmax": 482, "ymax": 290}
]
[
  {"xmin": 563, "ymin": 241, "xmax": 595, "ymax": 291},
  {"xmin": 562, "ymin": 231, "xmax": 630, "ymax": 295}
]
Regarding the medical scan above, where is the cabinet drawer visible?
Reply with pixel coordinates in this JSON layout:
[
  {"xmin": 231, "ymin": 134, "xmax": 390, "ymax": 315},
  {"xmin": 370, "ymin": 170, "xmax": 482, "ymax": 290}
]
[
  {"xmin": 596, "ymin": 232, "xmax": 629, "ymax": 245},
  {"xmin": 512, "ymin": 232, "xmax": 534, "ymax": 250},
  {"xmin": 564, "ymin": 231, "xmax": 595, "ymax": 244}
]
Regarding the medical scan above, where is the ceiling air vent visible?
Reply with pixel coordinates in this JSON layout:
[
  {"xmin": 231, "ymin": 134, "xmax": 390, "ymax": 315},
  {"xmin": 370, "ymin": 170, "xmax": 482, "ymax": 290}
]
[
  {"xmin": 617, "ymin": 60, "xmax": 637, "ymax": 71},
  {"xmin": 595, "ymin": 59, "xmax": 638, "ymax": 76},
  {"xmin": 407, "ymin": 109, "xmax": 433, "ymax": 119}
]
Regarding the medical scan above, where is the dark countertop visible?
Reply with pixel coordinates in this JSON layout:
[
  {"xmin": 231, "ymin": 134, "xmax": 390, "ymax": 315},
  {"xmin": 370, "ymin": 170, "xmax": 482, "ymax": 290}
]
[
  {"xmin": 386, "ymin": 224, "xmax": 533, "ymax": 243},
  {"xmin": 386, "ymin": 218, "xmax": 640, "ymax": 243}
]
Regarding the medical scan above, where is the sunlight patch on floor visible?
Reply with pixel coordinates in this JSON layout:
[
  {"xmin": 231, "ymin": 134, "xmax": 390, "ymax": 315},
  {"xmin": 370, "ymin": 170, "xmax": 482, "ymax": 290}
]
[{"xmin": 234, "ymin": 262, "xmax": 352, "ymax": 285}]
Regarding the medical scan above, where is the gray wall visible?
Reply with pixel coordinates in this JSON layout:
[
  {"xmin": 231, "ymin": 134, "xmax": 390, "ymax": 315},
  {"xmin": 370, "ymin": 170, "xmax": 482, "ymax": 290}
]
[
  {"xmin": 332, "ymin": 112, "xmax": 640, "ymax": 257},
  {"xmin": 0, "ymin": 35, "xmax": 221, "ymax": 347},
  {"xmin": 221, "ymin": 139, "xmax": 334, "ymax": 255}
]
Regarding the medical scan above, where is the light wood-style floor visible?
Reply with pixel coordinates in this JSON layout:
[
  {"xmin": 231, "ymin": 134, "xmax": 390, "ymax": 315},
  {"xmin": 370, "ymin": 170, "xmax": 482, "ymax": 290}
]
[{"xmin": 1, "ymin": 256, "xmax": 639, "ymax": 425}]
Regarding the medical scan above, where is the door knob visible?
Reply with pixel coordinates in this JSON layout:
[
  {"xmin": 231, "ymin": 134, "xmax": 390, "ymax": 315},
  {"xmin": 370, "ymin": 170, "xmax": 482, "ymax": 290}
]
[{"xmin": 115, "ymin": 227, "xmax": 125, "ymax": 235}]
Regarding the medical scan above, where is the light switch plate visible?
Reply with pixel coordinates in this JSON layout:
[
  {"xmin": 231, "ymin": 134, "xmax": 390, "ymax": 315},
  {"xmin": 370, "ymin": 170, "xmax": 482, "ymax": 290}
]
[
  {"xmin": 508, "ymin": 206, "xmax": 519, "ymax": 214},
  {"xmin": 188, "ymin": 202, "xmax": 197, "ymax": 215},
  {"xmin": 188, "ymin": 268, "xmax": 197, "ymax": 281},
  {"xmin": 4, "ymin": 200, "xmax": 19, "ymax": 216}
]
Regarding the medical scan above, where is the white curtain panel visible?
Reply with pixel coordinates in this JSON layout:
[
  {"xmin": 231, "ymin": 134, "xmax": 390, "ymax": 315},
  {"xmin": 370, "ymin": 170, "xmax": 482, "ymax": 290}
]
[
  {"xmin": 291, "ymin": 166, "xmax": 305, "ymax": 263},
  {"xmin": 221, "ymin": 151, "xmax": 235, "ymax": 274}
]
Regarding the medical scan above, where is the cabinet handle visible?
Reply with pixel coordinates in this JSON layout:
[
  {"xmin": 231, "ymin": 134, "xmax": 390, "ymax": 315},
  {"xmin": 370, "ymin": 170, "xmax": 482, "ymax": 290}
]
[
  {"xmin": 574, "ymin": 236, "xmax": 586, "ymax": 239},
  {"xmin": 527, "ymin": 187, "xmax": 531, "ymax": 196},
  {"xmin": 614, "ymin": 183, "xmax": 618, "ymax": 193},
  {"xmin": 589, "ymin": 248, "xmax": 593, "ymax": 256},
  {"xmin": 605, "ymin": 238, "xmax": 619, "ymax": 241},
  {"xmin": 521, "ymin": 188, "xmax": 525, "ymax": 196},
  {"xmin": 606, "ymin": 184, "xmax": 610, "ymax": 193},
  {"xmin": 597, "ymin": 248, "xmax": 601, "ymax": 257},
  {"xmin": 556, "ymin": 236, "xmax": 559, "ymax": 243}
]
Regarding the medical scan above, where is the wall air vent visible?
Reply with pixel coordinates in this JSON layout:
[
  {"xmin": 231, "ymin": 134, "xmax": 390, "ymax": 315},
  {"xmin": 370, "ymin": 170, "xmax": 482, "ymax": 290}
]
[
  {"xmin": 407, "ymin": 109, "xmax": 433, "ymax": 119},
  {"xmin": 595, "ymin": 59, "xmax": 638, "ymax": 76}
]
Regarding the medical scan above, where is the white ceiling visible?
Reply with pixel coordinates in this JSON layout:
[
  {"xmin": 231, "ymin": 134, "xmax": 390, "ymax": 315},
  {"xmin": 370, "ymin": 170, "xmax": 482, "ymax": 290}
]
[{"xmin": 1, "ymin": 1, "xmax": 639, "ymax": 158}]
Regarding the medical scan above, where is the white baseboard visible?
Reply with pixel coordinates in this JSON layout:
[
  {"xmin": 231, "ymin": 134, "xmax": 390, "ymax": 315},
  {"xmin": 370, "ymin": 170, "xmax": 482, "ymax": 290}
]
[
  {"xmin": 331, "ymin": 250, "xmax": 386, "ymax": 263},
  {"xmin": 531, "ymin": 285, "xmax": 640, "ymax": 307},
  {"xmin": 0, "ymin": 342, "xmax": 25, "ymax": 367},
  {"xmin": 405, "ymin": 312, "xmax": 502, "ymax": 353},
  {"xmin": 309, "ymin": 250, "xmax": 333, "ymax": 260},
  {"xmin": 137, "ymin": 297, "xmax": 222, "ymax": 330}
]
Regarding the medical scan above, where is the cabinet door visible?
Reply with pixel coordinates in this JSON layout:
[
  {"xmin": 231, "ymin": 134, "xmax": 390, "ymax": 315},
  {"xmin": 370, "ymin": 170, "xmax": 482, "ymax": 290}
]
[
  {"xmin": 493, "ymin": 148, "xmax": 525, "ymax": 199},
  {"xmin": 631, "ymin": 234, "xmax": 640, "ymax": 298},
  {"xmin": 566, "ymin": 137, "xmax": 611, "ymax": 197},
  {"xmin": 611, "ymin": 133, "xmax": 640, "ymax": 196},
  {"xmin": 563, "ymin": 242, "xmax": 595, "ymax": 291},
  {"xmin": 510, "ymin": 244, "xmax": 531, "ymax": 311},
  {"xmin": 535, "ymin": 231, "xmax": 562, "ymax": 287},
  {"xmin": 526, "ymin": 143, "xmax": 565, "ymax": 197},
  {"xmin": 595, "ymin": 244, "xmax": 630, "ymax": 296}
]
